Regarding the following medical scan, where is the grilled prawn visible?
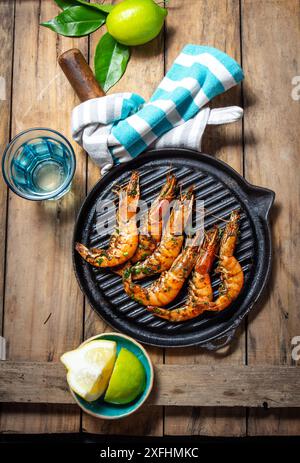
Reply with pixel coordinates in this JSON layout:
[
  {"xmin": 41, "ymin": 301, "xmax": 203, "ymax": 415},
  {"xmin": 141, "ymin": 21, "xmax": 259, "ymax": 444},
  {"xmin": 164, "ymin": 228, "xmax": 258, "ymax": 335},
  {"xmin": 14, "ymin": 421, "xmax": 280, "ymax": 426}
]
[
  {"xmin": 209, "ymin": 210, "xmax": 244, "ymax": 311},
  {"xmin": 114, "ymin": 174, "xmax": 177, "ymax": 276},
  {"xmin": 130, "ymin": 187, "xmax": 194, "ymax": 280},
  {"xmin": 148, "ymin": 211, "xmax": 244, "ymax": 321},
  {"xmin": 147, "ymin": 227, "xmax": 219, "ymax": 321},
  {"xmin": 75, "ymin": 171, "xmax": 140, "ymax": 268},
  {"xmin": 131, "ymin": 173, "xmax": 177, "ymax": 264},
  {"xmin": 123, "ymin": 231, "xmax": 203, "ymax": 307}
]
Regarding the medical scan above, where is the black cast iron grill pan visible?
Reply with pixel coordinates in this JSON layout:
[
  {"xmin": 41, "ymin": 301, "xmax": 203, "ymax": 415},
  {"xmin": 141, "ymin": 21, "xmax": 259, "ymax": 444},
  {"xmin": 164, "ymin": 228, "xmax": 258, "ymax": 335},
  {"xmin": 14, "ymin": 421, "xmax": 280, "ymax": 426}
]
[{"xmin": 73, "ymin": 148, "xmax": 275, "ymax": 349}]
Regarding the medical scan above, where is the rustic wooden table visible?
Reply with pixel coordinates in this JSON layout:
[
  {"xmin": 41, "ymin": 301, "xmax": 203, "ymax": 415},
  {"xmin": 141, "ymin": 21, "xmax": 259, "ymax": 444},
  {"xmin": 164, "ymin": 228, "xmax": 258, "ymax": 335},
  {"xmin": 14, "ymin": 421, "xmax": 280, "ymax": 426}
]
[{"xmin": 0, "ymin": 0, "xmax": 299, "ymax": 436}]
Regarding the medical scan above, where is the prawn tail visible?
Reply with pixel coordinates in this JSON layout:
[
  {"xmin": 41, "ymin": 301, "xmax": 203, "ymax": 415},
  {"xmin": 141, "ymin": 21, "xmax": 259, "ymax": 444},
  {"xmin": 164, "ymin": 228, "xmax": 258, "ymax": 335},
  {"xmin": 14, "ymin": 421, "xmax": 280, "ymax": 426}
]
[
  {"xmin": 147, "ymin": 306, "xmax": 173, "ymax": 320},
  {"xmin": 207, "ymin": 302, "xmax": 225, "ymax": 312},
  {"xmin": 161, "ymin": 173, "xmax": 177, "ymax": 200},
  {"xmin": 220, "ymin": 210, "xmax": 240, "ymax": 255},
  {"xmin": 113, "ymin": 261, "xmax": 130, "ymax": 277},
  {"xmin": 127, "ymin": 171, "xmax": 140, "ymax": 196},
  {"xmin": 75, "ymin": 242, "xmax": 99, "ymax": 261},
  {"xmin": 75, "ymin": 242, "xmax": 89, "ymax": 259},
  {"xmin": 122, "ymin": 266, "xmax": 148, "ymax": 305},
  {"xmin": 147, "ymin": 304, "xmax": 209, "ymax": 322}
]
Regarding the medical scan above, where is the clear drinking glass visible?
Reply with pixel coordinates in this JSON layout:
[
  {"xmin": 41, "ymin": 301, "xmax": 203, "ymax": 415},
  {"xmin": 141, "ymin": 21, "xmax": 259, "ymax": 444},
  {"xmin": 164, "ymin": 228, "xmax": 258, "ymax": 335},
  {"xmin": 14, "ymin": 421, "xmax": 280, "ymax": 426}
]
[{"xmin": 2, "ymin": 128, "xmax": 76, "ymax": 201}]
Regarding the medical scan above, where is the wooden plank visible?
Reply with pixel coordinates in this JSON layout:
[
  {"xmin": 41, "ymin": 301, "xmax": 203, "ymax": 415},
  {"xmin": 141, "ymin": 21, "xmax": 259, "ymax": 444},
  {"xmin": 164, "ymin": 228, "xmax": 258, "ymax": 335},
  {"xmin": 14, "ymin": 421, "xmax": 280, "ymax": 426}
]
[
  {"xmin": 0, "ymin": 0, "xmax": 87, "ymax": 433},
  {"xmin": 0, "ymin": 0, "xmax": 13, "ymax": 334},
  {"xmin": 164, "ymin": 0, "xmax": 246, "ymax": 436},
  {"xmin": 1, "ymin": 361, "xmax": 300, "ymax": 408},
  {"xmin": 242, "ymin": 0, "xmax": 300, "ymax": 435},
  {"xmin": 81, "ymin": 1, "xmax": 165, "ymax": 436}
]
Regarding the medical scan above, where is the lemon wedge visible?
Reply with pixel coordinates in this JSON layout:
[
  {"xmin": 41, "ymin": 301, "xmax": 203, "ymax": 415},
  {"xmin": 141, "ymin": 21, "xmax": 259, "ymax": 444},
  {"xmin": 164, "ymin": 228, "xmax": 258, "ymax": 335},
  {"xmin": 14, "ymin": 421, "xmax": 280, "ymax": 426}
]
[{"xmin": 61, "ymin": 340, "xmax": 117, "ymax": 402}]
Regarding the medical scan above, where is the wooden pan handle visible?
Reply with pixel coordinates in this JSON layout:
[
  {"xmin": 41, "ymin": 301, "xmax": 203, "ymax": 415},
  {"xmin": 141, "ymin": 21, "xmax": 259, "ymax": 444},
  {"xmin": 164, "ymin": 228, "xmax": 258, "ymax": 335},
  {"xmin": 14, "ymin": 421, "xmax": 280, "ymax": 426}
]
[{"xmin": 58, "ymin": 48, "xmax": 105, "ymax": 102}]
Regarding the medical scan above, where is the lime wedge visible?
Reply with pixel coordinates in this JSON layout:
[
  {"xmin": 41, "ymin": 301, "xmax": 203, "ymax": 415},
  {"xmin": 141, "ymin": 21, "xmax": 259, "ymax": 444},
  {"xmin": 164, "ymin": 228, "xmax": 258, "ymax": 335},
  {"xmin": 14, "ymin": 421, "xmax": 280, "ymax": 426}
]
[{"xmin": 104, "ymin": 348, "xmax": 146, "ymax": 404}]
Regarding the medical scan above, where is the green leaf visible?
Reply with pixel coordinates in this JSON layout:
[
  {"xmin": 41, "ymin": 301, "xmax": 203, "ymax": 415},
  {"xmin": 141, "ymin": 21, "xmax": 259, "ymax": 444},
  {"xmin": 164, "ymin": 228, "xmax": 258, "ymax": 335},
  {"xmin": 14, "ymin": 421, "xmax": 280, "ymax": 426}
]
[
  {"xmin": 94, "ymin": 33, "xmax": 130, "ymax": 92},
  {"xmin": 92, "ymin": 4, "xmax": 114, "ymax": 13},
  {"xmin": 41, "ymin": 5, "xmax": 106, "ymax": 37},
  {"xmin": 89, "ymin": 3, "xmax": 114, "ymax": 13},
  {"xmin": 54, "ymin": 0, "xmax": 76, "ymax": 9},
  {"xmin": 54, "ymin": 0, "xmax": 114, "ymax": 13}
]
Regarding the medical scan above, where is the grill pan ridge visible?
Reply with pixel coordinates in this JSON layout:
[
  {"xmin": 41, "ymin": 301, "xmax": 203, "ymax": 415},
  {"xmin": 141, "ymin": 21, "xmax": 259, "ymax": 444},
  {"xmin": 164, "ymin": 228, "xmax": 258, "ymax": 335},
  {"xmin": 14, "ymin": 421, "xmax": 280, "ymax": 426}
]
[{"xmin": 73, "ymin": 149, "xmax": 274, "ymax": 349}]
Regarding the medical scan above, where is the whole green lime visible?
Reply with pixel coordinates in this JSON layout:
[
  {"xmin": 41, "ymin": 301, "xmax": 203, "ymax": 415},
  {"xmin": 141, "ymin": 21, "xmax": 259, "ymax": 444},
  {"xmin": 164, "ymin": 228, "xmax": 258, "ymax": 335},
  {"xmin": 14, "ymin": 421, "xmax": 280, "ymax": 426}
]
[
  {"xmin": 104, "ymin": 347, "xmax": 146, "ymax": 404},
  {"xmin": 106, "ymin": 0, "xmax": 168, "ymax": 46}
]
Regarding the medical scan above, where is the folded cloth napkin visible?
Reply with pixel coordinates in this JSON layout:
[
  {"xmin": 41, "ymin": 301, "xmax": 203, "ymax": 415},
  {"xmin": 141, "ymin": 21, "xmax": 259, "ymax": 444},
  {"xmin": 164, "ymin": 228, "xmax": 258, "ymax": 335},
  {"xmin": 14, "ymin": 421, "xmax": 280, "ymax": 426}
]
[{"xmin": 72, "ymin": 45, "xmax": 244, "ymax": 175}]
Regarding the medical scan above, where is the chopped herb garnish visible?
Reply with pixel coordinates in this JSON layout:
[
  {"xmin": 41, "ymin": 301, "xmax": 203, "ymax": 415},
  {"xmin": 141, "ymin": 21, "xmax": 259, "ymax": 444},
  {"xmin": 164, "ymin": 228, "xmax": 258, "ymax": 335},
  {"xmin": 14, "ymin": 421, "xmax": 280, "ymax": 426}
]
[
  {"xmin": 132, "ymin": 267, "xmax": 141, "ymax": 274},
  {"xmin": 129, "ymin": 189, "xmax": 137, "ymax": 196},
  {"xmin": 123, "ymin": 268, "xmax": 131, "ymax": 280},
  {"xmin": 142, "ymin": 267, "xmax": 152, "ymax": 275},
  {"xmin": 131, "ymin": 295, "xmax": 143, "ymax": 305}
]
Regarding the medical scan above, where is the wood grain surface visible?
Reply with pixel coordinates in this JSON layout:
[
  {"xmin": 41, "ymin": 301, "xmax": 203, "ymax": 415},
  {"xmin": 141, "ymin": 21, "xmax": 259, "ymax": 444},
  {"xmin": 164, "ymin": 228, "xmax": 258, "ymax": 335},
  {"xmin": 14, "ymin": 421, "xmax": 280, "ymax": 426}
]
[
  {"xmin": 164, "ymin": 0, "xmax": 246, "ymax": 437},
  {"xmin": 0, "ymin": 0, "xmax": 87, "ymax": 433},
  {"xmin": 0, "ymin": 1, "xmax": 14, "ymax": 334},
  {"xmin": 1, "ymin": 361, "xmax": 300, "ymax": 408},
  {"xmin": 0, "ymin": 0, "xmax": 299, "ymax": 436},
  {"xmin": 82, "ymin": 0, "xmax": 165, "ymax": 436},
  {"xmin": 242, "ymin": 0, "xmax": 300, "ymax": 435}
]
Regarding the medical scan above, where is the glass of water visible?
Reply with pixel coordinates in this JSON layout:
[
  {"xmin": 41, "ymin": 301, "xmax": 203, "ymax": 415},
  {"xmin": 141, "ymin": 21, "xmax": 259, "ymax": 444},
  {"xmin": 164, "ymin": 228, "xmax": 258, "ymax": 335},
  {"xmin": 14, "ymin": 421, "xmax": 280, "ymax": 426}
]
[{"xmin": 2, "ymin": 128, "xmax": 76, "ymax": 201}]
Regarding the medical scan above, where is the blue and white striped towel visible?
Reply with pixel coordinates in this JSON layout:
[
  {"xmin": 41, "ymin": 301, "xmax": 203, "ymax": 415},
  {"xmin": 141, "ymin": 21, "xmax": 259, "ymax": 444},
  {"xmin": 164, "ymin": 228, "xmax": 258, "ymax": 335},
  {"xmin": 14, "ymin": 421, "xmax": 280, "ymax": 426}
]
[{"xmin": 72, "ymin": 45, "xmax": 244, "ymax": 174}]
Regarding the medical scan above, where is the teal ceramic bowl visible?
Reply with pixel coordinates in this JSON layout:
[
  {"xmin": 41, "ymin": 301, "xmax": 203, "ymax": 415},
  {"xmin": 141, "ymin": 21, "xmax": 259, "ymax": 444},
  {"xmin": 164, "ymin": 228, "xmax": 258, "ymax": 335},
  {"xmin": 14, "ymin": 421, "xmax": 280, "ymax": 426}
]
[{"xmin": 69, "ymin": 333, "xmax": 154, "ymax": 420}]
